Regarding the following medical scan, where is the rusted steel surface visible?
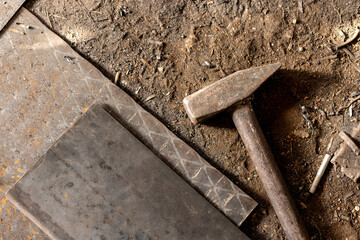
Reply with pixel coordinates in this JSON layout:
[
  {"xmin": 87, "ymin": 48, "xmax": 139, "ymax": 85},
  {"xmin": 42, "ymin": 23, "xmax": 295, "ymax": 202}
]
[
  {"xmin": 7, "ymin": 106, "xmax": 249, "ymax": 240},
  {"xmin": 332, "ymin": 124, "xmax": 360, "ymax": 182},
  {"xmin": 0, "ymin": 8, "xmax": 256, "ymax": 238},
  {"xmin": 183, "ymin": 63, "xmax": 309, "ymax": 239},
  {"xmin": 0, "ymin": 0, "xmax": 26, "ymax": 31},
  {"xmin": 0, "ymin": 197, "xmax": 46, "ymax": 239},
  {"xmin": 233, "ymin": 104, "xmax": 309, "ymax": 240},
  {"xmin": 183, "ymin": 63, "xmax": 281, "ymax": 124}
]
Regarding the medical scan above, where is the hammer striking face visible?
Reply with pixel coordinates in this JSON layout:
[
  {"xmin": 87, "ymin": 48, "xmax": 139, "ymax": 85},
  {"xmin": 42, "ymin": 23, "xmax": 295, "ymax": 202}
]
[{"xmin": 183, "ymin": 62, "xmax": 281, "ymax": 124}]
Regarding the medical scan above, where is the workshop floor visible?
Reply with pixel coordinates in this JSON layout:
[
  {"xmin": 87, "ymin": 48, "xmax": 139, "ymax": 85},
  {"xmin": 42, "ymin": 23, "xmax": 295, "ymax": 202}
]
[{"xmin": 11, "ymin": 0, "xmax": 360, "ymax": 239}]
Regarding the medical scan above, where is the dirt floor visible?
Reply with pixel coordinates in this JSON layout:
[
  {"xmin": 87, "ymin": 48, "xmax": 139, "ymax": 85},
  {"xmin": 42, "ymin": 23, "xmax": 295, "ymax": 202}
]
[{"xmin": 23, "ymin": 0, "xmax": 360, "ymax": 239}]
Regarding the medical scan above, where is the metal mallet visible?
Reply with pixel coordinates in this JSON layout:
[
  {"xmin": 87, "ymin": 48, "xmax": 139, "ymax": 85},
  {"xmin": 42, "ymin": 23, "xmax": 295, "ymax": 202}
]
[{"xmin": 183, "ymin": 63, "xmax": 309, "ymax": 240}]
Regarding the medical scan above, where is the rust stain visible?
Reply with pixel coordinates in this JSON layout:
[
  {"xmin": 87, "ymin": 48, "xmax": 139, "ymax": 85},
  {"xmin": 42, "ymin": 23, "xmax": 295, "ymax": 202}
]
[
  {"xmin": 0, "ymin": 198, "xmax": 44, "ymax": 239},
  {"xmin": 14, "ymin": 159, "xmax": 20, "ymax": 165},
  {"xmin": 30, "ymin": 80, "xmax": 38, "ymax": 88},
  {"xmin": 17, "ymin": 168, "xmax": 23, "ymax": 172},
  {"xmin": 4, "ymin": 225, "xmax": 11, "ymax": 234},
  {"xmin": 0, "ymin": 198, "xmax": 7, "ymax": 213},
  {"xmin": 65, "ymin": 193, "xmax": 68, "ymax": 200},
  {"xmin": 35, "ymin": 140, "xmax": 40, "ymax": 145},
  {"xmin": 16, "ymin": 175, "xmax": 21, "ymax": 178},
  {"xmin": 2, "ymin": 162, "xmax": 8, "ymax": 171},
  {"xmin": 82, "ymin": 105, "xmax": 89, "ymax": 112},
  {"xmin": 26, "ymin": 127, "xmax": 38, "ymax": 135},
  {"xmin": 9, "ymin": 27, "xmax": 25, "ymax": 35}
]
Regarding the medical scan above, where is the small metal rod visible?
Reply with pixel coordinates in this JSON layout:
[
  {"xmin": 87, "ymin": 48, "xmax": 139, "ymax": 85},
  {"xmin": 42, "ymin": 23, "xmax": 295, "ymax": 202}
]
[
  {"xmin": 339, "ymin": 131, "xmax": 360, "ymax": 155},
  {"xmin": 309, "ymin": 138, "xmax": 334, "ymax": 194},
  {"xmin": 326, "ymin": 137, "xmax": 334, "ymax": 152}
]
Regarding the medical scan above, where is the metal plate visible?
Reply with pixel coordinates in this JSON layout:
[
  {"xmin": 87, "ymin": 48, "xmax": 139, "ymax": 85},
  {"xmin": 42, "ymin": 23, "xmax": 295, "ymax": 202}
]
[
  {"xmin": 0, "ymin": 8, "xmax": 256, "ymax": 238},
  {"xmin": 332, "ymin": 123, "xmax": 360, "ymax": 182},
  {"xmin": 7, "ymin": 105, "xmax": 249, "ymax": 240},
  {"xmin": 0, "ymin": 0, "xmax": 26, "ymax": 31}
]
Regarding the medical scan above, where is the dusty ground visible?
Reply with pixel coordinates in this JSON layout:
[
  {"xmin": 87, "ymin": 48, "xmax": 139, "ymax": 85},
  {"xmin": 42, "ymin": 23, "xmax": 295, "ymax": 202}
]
[{"xmin": 24, "ymin": 0, "xmax": 360, "ymax": 239}]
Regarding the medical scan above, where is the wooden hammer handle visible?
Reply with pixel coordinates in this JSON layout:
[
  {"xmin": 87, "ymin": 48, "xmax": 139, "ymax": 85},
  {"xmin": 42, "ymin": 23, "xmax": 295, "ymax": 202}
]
[{"xmin": 232, "ymin": 103, "xmax": 309, "ymax": 240}]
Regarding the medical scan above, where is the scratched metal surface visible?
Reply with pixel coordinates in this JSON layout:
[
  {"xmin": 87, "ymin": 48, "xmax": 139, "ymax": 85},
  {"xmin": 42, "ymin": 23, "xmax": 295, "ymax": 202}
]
[
  {"xmin": 7, "ymin": 106, "xmax": 249, "ymax": 240},
  {"xmin": 0, "ymin": 8, "xmax": 256, "ymax": 238},
  {"xmin": 0, "ymin": 0, "xmax": 26, "ymax": 31}
]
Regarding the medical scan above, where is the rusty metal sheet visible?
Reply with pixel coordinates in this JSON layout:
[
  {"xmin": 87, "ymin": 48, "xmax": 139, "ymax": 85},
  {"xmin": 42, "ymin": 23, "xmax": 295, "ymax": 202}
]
[
  {"xmin": 0, "ymin": 0, "xmax": 26, "ymax": 31},
  {"xmin": 332, "ymin": 123, "xmax": 360, "ymax": 182},
  {"xmin": 0, "ymin": 8, "xmax": 256, "ymax": 238},
  {"xmin": 7, "ymin": 105, "xmax": 250, "ymax": 240}
]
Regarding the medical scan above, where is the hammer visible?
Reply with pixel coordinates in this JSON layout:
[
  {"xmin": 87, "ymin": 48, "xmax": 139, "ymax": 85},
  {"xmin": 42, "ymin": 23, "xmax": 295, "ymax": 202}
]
[{"xmin": 183, "ymin": 63, "xmax": 309, "ymax": 240}]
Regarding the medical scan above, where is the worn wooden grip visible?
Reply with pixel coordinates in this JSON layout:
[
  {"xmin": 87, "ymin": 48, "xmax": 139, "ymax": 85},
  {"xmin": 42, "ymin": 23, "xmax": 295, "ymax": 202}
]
[{"xmin": 232, "ymin": 103, "xmax": 309, "ymax": 240}]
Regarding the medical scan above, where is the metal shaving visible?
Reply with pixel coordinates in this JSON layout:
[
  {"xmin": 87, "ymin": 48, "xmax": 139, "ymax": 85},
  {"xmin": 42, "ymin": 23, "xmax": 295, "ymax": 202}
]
[
  {"xmin": 145, "ymin": 94, "xmax": 156, "ymax": 102},
  {"xmin": 64, "ymin": 56, "xmax": 75, "ymax": 64},
  {"xmin": 300, "ymin": 105, "xmax": 313, "ymax": 128}
]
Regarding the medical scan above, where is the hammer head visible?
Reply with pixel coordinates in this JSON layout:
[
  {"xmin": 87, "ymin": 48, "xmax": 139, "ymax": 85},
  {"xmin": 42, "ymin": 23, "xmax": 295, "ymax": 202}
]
[{"xmin": 183, "ymin": 63, "xmax": 281, "ymax": 124}]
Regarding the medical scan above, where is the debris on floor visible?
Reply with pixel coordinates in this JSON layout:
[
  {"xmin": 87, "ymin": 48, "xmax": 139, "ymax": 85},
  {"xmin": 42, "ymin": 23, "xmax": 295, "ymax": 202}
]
[{"xmin": 332, "ymin": 125, "xmax": 360, "ymax": 182}]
